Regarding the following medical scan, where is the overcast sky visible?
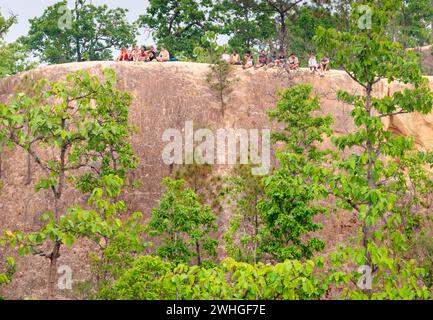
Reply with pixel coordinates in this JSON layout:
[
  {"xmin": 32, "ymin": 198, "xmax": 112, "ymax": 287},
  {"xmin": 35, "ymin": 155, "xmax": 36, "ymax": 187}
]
[{"xmin": 0, "ymin": 0, "xmax": 152, "ymax": 44}]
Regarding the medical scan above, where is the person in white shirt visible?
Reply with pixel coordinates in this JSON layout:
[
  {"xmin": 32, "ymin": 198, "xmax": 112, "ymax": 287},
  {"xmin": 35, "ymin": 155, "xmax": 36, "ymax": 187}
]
[
  {"xmin": 157, "ymin": 47, "xmax": 170, "ymax": 62},
  {"xmin": 221, "ymin": 51, "xmax": 231, "ymax": 63},
  {"xmin": 308, "ymin": 54, "xmax": 319, "ymax": 73},
  {"xmin": 243, "ymin": 52, "xmax": 254, "ymax": 69}
]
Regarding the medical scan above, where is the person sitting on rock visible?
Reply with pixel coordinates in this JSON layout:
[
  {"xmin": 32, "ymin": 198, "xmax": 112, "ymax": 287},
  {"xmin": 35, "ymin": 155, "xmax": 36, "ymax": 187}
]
[
  {"xmin": 255, "ymin": 49, "xmax": 268, "ymax": 69},
  {"xmin": 288, "ymin": 53, "xmax": 299, "ymax": 70},
  {"xmin": 267, "ymin": 51, "xmax": 277, "ymax": 68},
  {"xmin": 243, "ymin": 51, "xmax": 254, "ymax": 69},
  {"xmin": 157, "ymin": 47, "xmax": 170, "ymax": 62},
  {"xmin": 308, "ymin": 53, "xmax": 319, "ymax": 73},
  {"xmin": 139, "ymin": 46, "xmax": 148, "ymax": 62},
  {"xmin": 230, "ymin": 51, "xmax": 242, "ymax": 65},
  {"xmin": 277, "ymin": 50, "xmax": 287, "ymax": 66},
  {"xmin": 117, "ymin": 47, "xmax": 129, "ymax": 61},
  {"xmin": 319, "ymin": 55, "xmax": 330, "ymax": 77},
  {"xmin": 130, "ymin": 45, "xmax": 141, "ymax": 62},
  {"xmin": 147, "ymin": 50, "xmax": 156, "ymax": 61},
  {"xmin": 221, "ymin": 50, "xmax": 231, "ymax": 63}
]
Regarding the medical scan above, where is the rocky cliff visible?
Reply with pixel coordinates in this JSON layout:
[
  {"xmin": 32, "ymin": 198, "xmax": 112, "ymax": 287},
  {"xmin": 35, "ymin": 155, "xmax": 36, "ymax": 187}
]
[{"xmin": 0, "ymin": 61, "xmax": 433, "ymax": 299}]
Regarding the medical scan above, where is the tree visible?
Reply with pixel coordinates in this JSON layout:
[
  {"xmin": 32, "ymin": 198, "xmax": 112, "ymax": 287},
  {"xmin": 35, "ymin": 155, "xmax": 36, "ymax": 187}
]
[
  {"xmin": 0, "ymin": 68, "xmax": 138, "ymax": 298},
  {"xmin": 258, "ymin": 84, "xmax": 332, "ymax": 262},
  {"xmin": 388, "ymin": 0, "xmax": 433, "ymax": 48},
  {"xmin": 0, "ymin": 10, "xmax": 35, "ymax": 78},
  {"xmin": 0, "ymin": 9, "xmax": 36, "ymax": 184},
  {"xmin": 148, "ymin": 178, "xmax": 218, "ymax": 266},
  {"xmin": 174, "ymin": 161, "xmax": 223, "ymax": 213},
  {"xmin": 24, "ymin": 0, "xmax": 137, "ymax": 64},
  {"xmin": 265, "ymin": 0, "xmax": 304, "ymax": 55},
  {"xmin": 206, "ymin": 59, "xmax": 236, "ymax": 116},
  {"xmin": 224, "ymin": 164, "xmax": 265, "ymax": 264},
  {"xmin": 193, "ymin": 31, "xmax": 223, "ymax": 63},
  {"xmin": 315, "ymin": 0, "xmax": 433, "ymax": 298},
  {"xmin": 4, "ymin": 175, "xmax": 146, "ymax": 300},
  {"xmin": 137, "ymin": 0, "xmax": 214, "ymax": 58},
  {"xmin": 0, "ymin": 9, "xmax": 15, "ymax": 39},
  {"xmin": 212, "ymin": 0, "xmax": 275, "ymax": 53},
  {"xmin": 284, "ymin": 5, "xmax": 336, "ymax": 62}
]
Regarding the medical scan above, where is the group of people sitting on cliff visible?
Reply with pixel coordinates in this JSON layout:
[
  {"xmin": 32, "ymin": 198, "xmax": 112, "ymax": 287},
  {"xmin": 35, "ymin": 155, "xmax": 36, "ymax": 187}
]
[
  {"xmin": 222, "ymin": 50, "xmax": 330, "ymax": 76},
  {"xmin": 117, "ymin": 45, "xmax": 173, "ymax": 62},
  {"xmin": 116, "ymin": 45, "xmax": 330, "ymax": 76}
]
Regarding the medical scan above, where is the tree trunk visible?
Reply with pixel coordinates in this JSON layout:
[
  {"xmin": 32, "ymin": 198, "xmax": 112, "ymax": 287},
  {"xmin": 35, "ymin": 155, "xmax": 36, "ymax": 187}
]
[
  {"xmin": 363, "ymin": 82, "xmax": 374, "ymax": 298},
  {"xmin": 279, "ymin": 11, "xmax": 287, "ymax": 56},
  {"xmin": 25, "ymin": 152, "xmax": 32, "ymax": 185},
  {"xmin": 220, "ymin": 90, "xmax": 225, "ymax": 116},
  {"xmin": 75, "ymin": 0, "xmax": 82, "ymax": 62},
  {"xmin": 47, "ymin": 240, "xmax": 61, "ymax": 299},
  {"xmin": 196, "ymin": 241, "xmax": 201, "ymax": 266},
  {"xmin": 46, "ymin": 131, "xmax": 67, "ymax": 299}
]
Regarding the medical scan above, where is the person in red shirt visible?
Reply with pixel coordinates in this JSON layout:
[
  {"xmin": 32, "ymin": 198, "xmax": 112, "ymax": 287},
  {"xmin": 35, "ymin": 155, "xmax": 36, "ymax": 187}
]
[{"xmin": 117, "ymin": 47, "xmax": 129, "ymax": 61}]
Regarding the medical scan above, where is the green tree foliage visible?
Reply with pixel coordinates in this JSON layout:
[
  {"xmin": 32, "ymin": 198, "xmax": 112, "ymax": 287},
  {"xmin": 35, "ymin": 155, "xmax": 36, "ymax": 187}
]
[
  {"xmin": 212, "ymin": 0, "xmax": 275, "ymax": 53},
  {"xmin": 0, "ymin": 68, "xmax": 137, "ymax": 196},
  {"xmin": 193, "ymin": 31, "xmax": 224, "ymax": 63},
  {"xmin": 82, "ymin": 213, "xmax": 148, "ymax": 298},
  {"xmin": 285, "ymin": 5, "xmax": 336, "ymax": 62},
  {"xmin": 315, "ymin": 0, "xmax": 433, "ymax": 299},
  {"xmin": 99, "ymin": 255, "xmax": 327, "ymax": 300},
  {"xmin": 24, "ymin": 0, "xmax": 137, "ymax": 64},
  {"xmin": 0, "ymin": 68, "xmax": 138, "ymax": 298},
  {"xmin": 148, "ymin": 178, "xmax": 218, "ymax": 266},
  {"xmin": 4, "ymin": 175, "xmax": 146, "ymax": 299},
  {"xmin": 388, "ymin": 0, "xmax": 433, "ymax": 48},
  {"xmin": 0, "ymin": 41, "xmax": 37, "ymax": 78},
  {"xmin": 264, "ymin": 0, "xmax": 304, "ymax": 54},
  {"xmin": 258, "ymin": 84, "xmax": 332, "ymax": 262},
  {"xmin": 0, "ymin": 257, "xmax": 15, "ymax": 300},
  {"xmin": 137, "ymin": 0, "xmax": 214, "ymax": 58},
  {"xmin": 174, "ymin": 161, "xmax": 223, "ymax": 213},
  {"xmin": 0, "ymin": 9, "xmax": 15, "ymax": 40},
  {"xmin": 224, "ymin": 164, "xmax": 265, "ymax": 264},
  {"xmin": 0, "ymin": 10, "xmax": 35, "ymax": 78}
]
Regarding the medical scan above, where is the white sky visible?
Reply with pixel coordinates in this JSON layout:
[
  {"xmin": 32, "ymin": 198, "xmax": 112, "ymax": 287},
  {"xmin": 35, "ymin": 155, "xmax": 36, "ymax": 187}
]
[{"xmin": 0, "ymin": 0, "xmax": 153, "ymax": 45}]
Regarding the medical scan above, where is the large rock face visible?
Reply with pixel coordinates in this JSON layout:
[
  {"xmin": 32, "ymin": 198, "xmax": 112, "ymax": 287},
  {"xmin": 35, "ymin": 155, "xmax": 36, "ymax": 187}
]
[{"xmin": 0, "ymin": 61, "xmax": 433, "ymax": 299}]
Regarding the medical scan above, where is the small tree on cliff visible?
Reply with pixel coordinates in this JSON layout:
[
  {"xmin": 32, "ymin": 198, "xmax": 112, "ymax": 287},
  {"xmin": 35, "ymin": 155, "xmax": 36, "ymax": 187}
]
[
  {"xmin": 148, "ymin": 178, "xmax": 218, "ymax": 266},
  {"xmin": 206, "ymin": 59, "xmax": 236, "ymax": 116},
  {"xmin": 0, "ymin": 68, "xmax": 138, "ymax": 298},
  {"xmin": 315, "ymin": 0, "xmax": 433, "ymax": 299}
]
